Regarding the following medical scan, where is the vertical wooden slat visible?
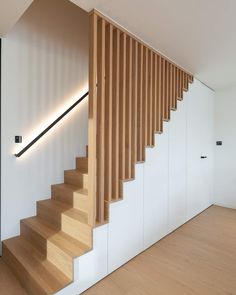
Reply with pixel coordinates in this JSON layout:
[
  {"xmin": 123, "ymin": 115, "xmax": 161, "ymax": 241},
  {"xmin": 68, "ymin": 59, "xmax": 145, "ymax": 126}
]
[
  {"xmin": 177, "ymin": 68, "xmax": 181, "ymax": 100},
  {"xmin": 169, "ymin": 63, "xmax": 173, "ymax": 110},
  {"xmin": 186, "ymin": 73, "xmax": 189, "ymax": 89},
  {"xmin": 131, "ymin": 40, "xmax": 138, "ymax": 177},
  {"xmin": 179, "ymin": 70, "xmax": 183, "ymax": 100},
  {"xmin": 161, "ymin": 58, "xmax": 166, "ymax": 121},
  {"xmin": 152, "ymin": 53, "xmax": 157, "ymax": 144},
  {"xmin": 164, "ymin": 61, "xmax": 171, "ymax": 120},
  {"xmin": 156, "ymin": 55, "xmax": 163, "ymax": 133},
  {"xmin": 184, "ymin": 72, "xmax": 188, "ymax": 91},
  {"xmin": 112, "ymin": 29, "xmax": 120, "ymax": 200},
  {"xmin": 174, "ymin": 66, "xmax": 177, "ymax": 108},
  {"xmin": 184, "ymin": 72, "xmax": 186, "ymax": 91},
  {"xmin": 104, "ymin": 23, "xmax": 113, "ymax": 202},
  {"xmin": 171, "ymin": 65, "xmax": 177, "ymax": 110},
  {"xmin": 119, "ymin": 33, "xmax": 127, "ymax": 181},
  {"xmin": 137, "ymin": 44, "xmax": 143, "ymax": 161},
  {"xmin": 187, "ymin": 74, "xmax": 190, "ymax": 84},
  {"xmin": 147, "ymin": 50, "xmax": 153, "ymax": 146},
  {"xmin": 182, "ymin": 71, "xmax": 185, "ymax": 95},
  {"xmin": 125, "ymin": 36, "xmax": 132, "ymax": 179},
  {"xmin": 179, "ymin": 69, "xmax": 183, "ymax": 100},
  {"xmin": 88, "ymin": 12, "xmax": 97, "ymax": 225},
  {"xmin": 174, "ymin": 66, "xmax": 177, "ymax": 101},
  {"xmin": 175, "ymin": 67, "xmax": 177, "ymax": 100},
  {"xmin": 168, "ymin": 62, "xmax": 172, "ymax": 117},
  {"xmin": 96, "ymin": 18, "xmax": 106, "ymax": 222},
  {"xmin": 143, "ymin": 47, "xmax": 148, "ymax": 153},
  {"xmin": 188, "ymin": 74, "xmax": 193, "ymax": 84}
]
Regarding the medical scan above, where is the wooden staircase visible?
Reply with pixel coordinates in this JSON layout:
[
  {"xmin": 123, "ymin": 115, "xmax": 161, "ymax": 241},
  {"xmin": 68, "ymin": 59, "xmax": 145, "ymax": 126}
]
[
  {"xmin": 2, "ymin": 151, "xmax": 92, "ymax": 295},
  {"xmin": 2, "ymin": 10, "xmax": 194, "ymax": 295}
]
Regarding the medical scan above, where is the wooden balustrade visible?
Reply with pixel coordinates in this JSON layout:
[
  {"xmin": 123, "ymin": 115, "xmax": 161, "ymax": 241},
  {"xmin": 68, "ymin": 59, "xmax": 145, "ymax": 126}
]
[{"xmin": 88, "ymin": 10, "xmax": 194, "ymax": 224}]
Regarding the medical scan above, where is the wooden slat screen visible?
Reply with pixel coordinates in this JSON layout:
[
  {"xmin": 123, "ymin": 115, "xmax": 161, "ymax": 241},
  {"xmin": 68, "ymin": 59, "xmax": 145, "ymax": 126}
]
[{"xmin": 88, "ymin": 10, "xmax": 194, "ymax": 224}]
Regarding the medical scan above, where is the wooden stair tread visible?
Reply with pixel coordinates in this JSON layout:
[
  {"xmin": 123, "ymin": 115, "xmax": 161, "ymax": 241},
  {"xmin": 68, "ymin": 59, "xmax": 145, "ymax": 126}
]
[
  {"xmin": 52, "ymin": 183, "xmax": 80, "ymax": 192},
  {"xmin": 38, "ymin": 199, "xmax": 71, "ymax": 211},
  {"xmin": 76, "ymin": 156, "xmax": 88, "ymax": 159},
  {"xmin": 75, "ymin": 187, "xmax": 88, "ymax": 195},
  {"xmin": 53, "ymin": 183, "xmax": 88, "ymax": 195},
  {"xmin": 64, "ymin": 207, "xmax": 88, "ymax": 223},
  {"xmin": 22, "ymin": 217, "xmax": 90, "ymax": 257},
  {"xmin": 64, "ymin": 170, "xmax": 88, "ymax": 188},
  {"xmin": 3, "ymin": 236, "xmax": 71, "ymax": 294},
  {"xmin": 65, "ymin": 169, "xmax": 88, "ymax": 176},
  {"xmin": 37, "ymin": 199, "xmax": 88, "ymax": 224}
]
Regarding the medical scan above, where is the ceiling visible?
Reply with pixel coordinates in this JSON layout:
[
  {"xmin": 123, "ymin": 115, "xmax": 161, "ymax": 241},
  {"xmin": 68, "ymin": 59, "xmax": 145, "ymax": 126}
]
[
  {"xmin": 0, "ymin": 0, "xmax": 33, "ymax": 37},
  {"xmin": 1, "ymin": 0, "xmax": 235, "ymax": 90},
  {"xmin": 70, "ymin": 0, "xmax": 236, "ymax": 91}
]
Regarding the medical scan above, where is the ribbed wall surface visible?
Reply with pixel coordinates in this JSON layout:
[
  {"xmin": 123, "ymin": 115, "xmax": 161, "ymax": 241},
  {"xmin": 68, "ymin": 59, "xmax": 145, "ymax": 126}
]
[{"xmin": 1, "ymin": 0, "xmax": 89, "ymax": 241}]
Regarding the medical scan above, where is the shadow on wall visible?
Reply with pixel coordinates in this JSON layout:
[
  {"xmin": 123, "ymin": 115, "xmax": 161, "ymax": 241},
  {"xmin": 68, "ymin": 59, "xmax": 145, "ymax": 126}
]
[{"xmin": 1, "ymin": 0, "xmax": 89, "ymax": 241}]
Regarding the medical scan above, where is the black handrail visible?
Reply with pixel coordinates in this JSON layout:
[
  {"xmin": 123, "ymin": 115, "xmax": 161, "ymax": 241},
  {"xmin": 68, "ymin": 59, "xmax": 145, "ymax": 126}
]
[{"xmin": 15, "ymin": 91, "xmax": 89, "ymax": 157}]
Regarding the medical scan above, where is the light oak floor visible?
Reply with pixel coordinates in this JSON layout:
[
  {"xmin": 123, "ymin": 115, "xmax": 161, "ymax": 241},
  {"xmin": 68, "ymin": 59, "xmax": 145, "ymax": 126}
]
[
  {"xmin": 0, "ymin": 205, "xmax": 235, "ymax": 295},
  {"xmin": 83, "ymin": 205, "xmax": 236, "ymax": 295}
]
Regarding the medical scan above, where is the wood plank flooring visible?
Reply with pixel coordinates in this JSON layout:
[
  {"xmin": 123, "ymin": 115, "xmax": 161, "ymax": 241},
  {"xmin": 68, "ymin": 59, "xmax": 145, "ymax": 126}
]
[
  {"xmin": 0, "ymin": 205, "xmax": 235, "ymax": 295},
  {"xmin": 83, "ymin": 206, "xmax": 236, "ymax": 295}
]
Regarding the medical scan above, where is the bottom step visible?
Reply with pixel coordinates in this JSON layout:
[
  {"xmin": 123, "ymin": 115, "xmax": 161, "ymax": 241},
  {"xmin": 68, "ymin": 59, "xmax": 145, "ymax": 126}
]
[{"xmin": 3, "ymin": 236, "xmax": 71, "ymax": 295}]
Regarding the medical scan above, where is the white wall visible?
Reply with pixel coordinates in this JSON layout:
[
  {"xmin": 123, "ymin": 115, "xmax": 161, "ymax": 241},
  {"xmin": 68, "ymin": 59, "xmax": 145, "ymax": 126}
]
[
  {"xmin": 1, "ymin": 0, "xmax": 89, "ymax": 242},
  {"xmin": 214, "ymin": 85, "xmax": 236, "ymax": 208},
  {"xmin": 55, "ymin": 79, "xmax": 215, "ymax": 295}
]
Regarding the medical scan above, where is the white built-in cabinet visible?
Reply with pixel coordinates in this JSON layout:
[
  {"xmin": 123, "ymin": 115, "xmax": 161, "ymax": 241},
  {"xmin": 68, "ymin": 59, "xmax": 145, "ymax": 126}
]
[{"xmin": 55, "ymin": 79, "xmax": 215, "ymax": 295}]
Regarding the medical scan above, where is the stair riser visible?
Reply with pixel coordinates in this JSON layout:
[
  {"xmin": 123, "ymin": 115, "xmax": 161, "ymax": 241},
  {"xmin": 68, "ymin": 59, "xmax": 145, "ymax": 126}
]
[
  {"xmin": 51, "ymin": 186, "xmax": 89, "ymax": 213},
  {"xmin": 61, "ymin": 214, "xmax": 92, "ymax": 247},
  {"xmin": 64, "ymin": 172, "xmax": 88, "ymax": 189},
  {"xmin": 37, "ymin": 203, "xmax": 62, "ymax": 230},
  {"xmin": 37, "ymin": 203, "xmax": 91, "ymax": 247},
  {"xmin": 73, "ymin": 192, "xmax": 89, "ymax": 213},
  {"xmin": 2, "ymin": 244, "xmax": 48, "ymax": 295},
  {"xmin": 20, "ymin": 221, "xmax": 46, "ymax": 255},
  {"xmin": 20, "ymin": 222, "xmax": 73, "ymax": 279},
  {"xmin": 51, "ymin": 185, "xmax": 74, "ymax": 206},
  {"xmin": 76, "ymin": 158, "xmax": 88, "ymax": 173},
  {"xmin": 47, "ymin": 241, "xmax": 73, "ymax": 280}
]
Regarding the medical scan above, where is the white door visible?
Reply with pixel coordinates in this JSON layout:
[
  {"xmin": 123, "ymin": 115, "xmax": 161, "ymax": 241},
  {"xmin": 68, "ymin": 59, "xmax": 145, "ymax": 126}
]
[{"xmin": 186, "ymin": 80, "xmax": 215, "ymax": 220}]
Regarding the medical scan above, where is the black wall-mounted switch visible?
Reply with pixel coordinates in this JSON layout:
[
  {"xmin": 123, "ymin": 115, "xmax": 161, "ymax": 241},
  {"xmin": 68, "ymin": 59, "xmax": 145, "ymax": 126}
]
[
  {"xmin": 216, "ymin": 141, "xmax": 222, "ymax": 146},
  {"xmin": 15, "ymin": 136, "xmax": 22, "ymax": 143}
]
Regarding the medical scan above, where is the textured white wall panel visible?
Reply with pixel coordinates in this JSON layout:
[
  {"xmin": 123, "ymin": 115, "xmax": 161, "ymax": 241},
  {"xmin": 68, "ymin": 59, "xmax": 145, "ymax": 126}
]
[{"xmin": 1, "ymin": 0, "xmax": 89, "ymax": 240}]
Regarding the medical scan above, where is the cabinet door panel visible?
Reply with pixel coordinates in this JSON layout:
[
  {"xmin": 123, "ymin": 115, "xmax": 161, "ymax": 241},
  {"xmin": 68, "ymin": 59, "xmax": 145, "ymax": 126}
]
[{"xmin": 187, "ymin": 80, "xmax": 214, "ymax": 220}]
